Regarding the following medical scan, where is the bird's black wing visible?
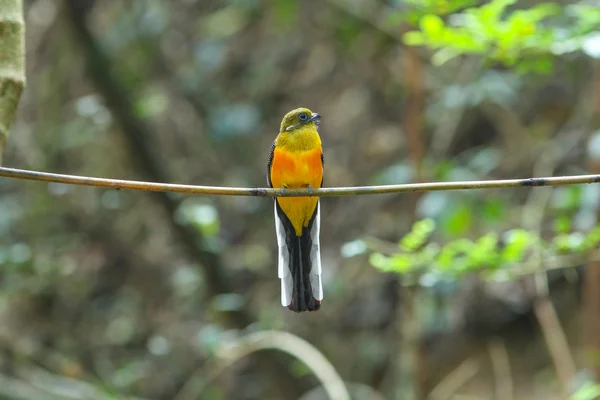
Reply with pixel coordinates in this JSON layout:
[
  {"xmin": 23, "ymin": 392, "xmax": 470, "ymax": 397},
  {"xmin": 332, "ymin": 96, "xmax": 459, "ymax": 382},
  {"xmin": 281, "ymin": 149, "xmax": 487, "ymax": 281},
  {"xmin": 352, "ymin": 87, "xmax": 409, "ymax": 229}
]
[
  {"xmin": 321, "ymin": 151, "xmax": 324, "ymax": 187},
  {"xmin": 266, "ymin": 140, "xmax": 276, "ymax": 188}
]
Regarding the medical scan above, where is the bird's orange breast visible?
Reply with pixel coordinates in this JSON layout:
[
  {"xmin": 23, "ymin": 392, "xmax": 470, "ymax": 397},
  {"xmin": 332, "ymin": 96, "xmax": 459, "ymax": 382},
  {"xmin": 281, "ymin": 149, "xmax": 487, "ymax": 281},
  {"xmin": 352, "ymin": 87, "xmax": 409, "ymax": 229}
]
[{"xmin": 270, "ymin": 146, "xmax": 323, "ymax": 236}]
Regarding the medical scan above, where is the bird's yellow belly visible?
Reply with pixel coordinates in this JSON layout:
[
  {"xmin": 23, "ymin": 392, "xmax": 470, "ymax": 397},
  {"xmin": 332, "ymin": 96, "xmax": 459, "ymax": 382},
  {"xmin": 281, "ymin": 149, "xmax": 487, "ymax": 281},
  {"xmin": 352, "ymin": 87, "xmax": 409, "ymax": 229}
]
[{"xmin": 271, "ymin": 147, "xmax": 322, "ymax": 236}]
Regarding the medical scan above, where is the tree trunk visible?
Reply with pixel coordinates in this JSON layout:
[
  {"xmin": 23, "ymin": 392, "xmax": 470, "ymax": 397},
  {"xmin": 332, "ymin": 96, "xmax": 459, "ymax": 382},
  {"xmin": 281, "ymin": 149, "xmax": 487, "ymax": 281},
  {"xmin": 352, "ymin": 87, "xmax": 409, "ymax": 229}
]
[{"xmin": 0, "ymin": 0, "xmax": 25, "ymax": 163}]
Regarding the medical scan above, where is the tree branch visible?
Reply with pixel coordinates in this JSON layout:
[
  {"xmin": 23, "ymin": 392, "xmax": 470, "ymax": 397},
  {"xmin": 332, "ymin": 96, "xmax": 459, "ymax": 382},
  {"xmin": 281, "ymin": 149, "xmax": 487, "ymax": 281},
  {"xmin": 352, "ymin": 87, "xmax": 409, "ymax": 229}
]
[
  {"xmin": 174, "ymin": 330, "xmax": 351, "ymax": 400},
  {"xmin": 2, "ymin": 165, "xmax": 600, "ymax": 196}
]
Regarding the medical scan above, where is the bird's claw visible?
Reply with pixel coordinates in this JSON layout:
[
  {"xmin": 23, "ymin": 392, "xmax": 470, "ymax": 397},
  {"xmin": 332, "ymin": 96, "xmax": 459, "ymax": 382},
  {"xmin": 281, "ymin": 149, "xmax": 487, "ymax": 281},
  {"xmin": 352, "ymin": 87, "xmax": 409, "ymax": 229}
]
[
  {"xmin": 307, "ymin": 184, "xmax": 313, "ymax": 196},
  {"xmin": 280, "ymin": 185, "xmax": 287, "ymax": 196}
]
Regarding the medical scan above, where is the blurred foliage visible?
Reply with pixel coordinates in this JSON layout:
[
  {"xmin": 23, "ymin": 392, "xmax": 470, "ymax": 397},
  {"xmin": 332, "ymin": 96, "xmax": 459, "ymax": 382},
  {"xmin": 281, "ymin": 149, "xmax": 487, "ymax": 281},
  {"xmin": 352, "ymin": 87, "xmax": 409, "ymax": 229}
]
[
  {"xmin": 368, "ymin": 218, "xmax": 600, "ymax": 279},
  {"xmin": 1, "ymin": 0, "xmax": 600, "ymax": 399},
  {"xmin": 571, "ymin": 381, "xmax": 600, "ymax": 400},
  {"xmin": 401, "ymin": 0, "xmax": 600, "ymax": 72}
]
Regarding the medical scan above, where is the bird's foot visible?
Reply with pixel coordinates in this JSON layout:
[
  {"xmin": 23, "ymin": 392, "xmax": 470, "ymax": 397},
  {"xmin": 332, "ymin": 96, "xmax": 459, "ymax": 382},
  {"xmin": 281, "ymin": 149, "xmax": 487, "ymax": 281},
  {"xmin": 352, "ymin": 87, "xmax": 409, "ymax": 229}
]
[
  {"xmin": 307, "ymin": 184, "xmax": 313, "ymax": 196},
  {"xmin": 279, "ymin": 185, "xmax": 287, "ymax": 196}
]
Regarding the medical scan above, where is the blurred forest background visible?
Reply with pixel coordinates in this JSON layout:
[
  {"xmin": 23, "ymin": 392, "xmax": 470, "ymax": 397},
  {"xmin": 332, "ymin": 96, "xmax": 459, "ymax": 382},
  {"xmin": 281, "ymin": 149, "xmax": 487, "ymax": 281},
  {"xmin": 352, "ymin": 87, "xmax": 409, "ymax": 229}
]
[{"xmin": 1, "ymin": 0, "xmax": 600, "ymax": 399}]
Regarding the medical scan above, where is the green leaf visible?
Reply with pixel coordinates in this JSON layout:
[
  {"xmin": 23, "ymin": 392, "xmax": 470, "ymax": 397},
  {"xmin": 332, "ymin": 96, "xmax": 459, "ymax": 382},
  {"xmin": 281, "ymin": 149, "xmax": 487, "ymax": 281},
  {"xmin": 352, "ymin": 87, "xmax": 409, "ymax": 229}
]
[
  {"xmin": 583, "ymin": 227, "xmax": 600, "ymax": 250},
  {"xmin": 527, "ymin": 3, "xmax": 560, "ymax": 21},
  {"xmin": 419, "ymin": 242, "xmax": 441, "ymax": 264},
  {"xmin": 369, "ymin": 252, "xmax": 416, "ymax": 275},
  {"xmin": 502, "ymin": 229, "xmax": 537, "ymax": 263},
  {"xmin": 556, "ymin": 232, "xmax": 585, "ymax": 252},
  {"xmin": 553, "ymin": 216, "xmax": 571, "ymax": 234},
  {"xmin": 441, "ymin": 204, "xmax": 473, "ymax": 236},
  {"xmin": 404, "ymin": 31, "xmax": 427, "ymax": 46},
  {"xmin": 420, "ymin": 14, "xmax": 445, "ymax": 35},
  {"xmin": 481, "ymin": 198, "xmax": 505, "ymax": 223},
  {"xmin": 479, "ymin": 0, "xmax": 516, "ymax": 24},
  {"xmin": 400, "ymin": 218, "xmax": 436, "ymax": 251},
  {"xmin": 369, "ymin": 253, "xmax": 394, "ymax": 272},
  {"xmin": 399, "ymin": 0, "xmax": 569, "ymax": 70},
  {"xmin": 390, "ymin": 254, "xmax": 416, "ymax": 273},
  {"xmin": 436, "ymin": 238, "xmax": 474, "ymax": 273},
  {"xmin": 515, "ymin": 57, "xmax": 554, "ymax": 75},
  {"xmin": 530, "ymin": 57, "xmax": 553, "ymax": 74},
  {"xmin": 469, "ymin": 233, "xmax": 500, "ymax": 268}
]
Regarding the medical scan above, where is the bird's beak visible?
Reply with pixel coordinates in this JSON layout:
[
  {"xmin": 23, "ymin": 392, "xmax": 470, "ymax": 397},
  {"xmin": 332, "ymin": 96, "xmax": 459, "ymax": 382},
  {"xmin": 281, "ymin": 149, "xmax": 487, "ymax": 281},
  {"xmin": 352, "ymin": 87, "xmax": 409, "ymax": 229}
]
[{"xmin": 307, "ymin": 113, "xmax": 321, "ymax": 123}]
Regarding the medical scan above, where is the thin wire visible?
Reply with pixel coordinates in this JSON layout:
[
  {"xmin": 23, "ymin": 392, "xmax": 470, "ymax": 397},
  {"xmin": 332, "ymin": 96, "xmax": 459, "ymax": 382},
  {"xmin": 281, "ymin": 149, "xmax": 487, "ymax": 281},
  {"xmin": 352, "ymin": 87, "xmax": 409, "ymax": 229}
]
[{"xmin": 1, "ymin": 166, "xmax": 600, "ymax": 197}]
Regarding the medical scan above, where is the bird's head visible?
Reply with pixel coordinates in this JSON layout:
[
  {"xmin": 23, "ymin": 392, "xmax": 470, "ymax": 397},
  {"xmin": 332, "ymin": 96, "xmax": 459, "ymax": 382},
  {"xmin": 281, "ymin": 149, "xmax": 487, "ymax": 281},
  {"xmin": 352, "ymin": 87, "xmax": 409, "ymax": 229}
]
[{"xmin": 279, "ymin": 108, "xmax": 321, "ymax": 134}]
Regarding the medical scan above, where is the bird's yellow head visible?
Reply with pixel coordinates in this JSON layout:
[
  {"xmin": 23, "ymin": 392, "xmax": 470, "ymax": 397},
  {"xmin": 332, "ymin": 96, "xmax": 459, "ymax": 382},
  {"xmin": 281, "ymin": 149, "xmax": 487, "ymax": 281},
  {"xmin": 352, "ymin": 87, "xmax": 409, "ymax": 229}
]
[{"xmin": 279, "ymin": 108, "xmax": 321, "ymax": 134}]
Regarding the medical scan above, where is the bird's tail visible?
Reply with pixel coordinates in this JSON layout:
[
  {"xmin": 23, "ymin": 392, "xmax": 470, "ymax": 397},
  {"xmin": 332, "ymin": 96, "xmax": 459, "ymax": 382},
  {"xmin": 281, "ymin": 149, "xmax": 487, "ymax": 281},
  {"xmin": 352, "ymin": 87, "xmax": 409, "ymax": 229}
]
[{"xmin": 274, "ymin": 201, "xmax": 322, "ymax": 312}]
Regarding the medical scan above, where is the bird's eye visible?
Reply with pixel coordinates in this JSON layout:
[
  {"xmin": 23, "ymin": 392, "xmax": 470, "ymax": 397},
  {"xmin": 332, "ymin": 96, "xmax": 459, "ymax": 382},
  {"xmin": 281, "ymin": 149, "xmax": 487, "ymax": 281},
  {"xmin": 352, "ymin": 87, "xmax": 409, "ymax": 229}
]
[{"xmin": 298, "ymin": 113, "xmax": 308, "ymax": 121}]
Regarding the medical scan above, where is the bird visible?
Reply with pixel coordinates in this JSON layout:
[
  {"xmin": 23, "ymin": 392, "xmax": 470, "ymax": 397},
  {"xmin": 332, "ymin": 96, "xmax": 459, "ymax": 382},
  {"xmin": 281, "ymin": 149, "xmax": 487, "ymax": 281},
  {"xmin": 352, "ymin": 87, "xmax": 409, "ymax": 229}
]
[{"xmin": 267, "ymin": 107, "xmax": 324, "ymax": 312}]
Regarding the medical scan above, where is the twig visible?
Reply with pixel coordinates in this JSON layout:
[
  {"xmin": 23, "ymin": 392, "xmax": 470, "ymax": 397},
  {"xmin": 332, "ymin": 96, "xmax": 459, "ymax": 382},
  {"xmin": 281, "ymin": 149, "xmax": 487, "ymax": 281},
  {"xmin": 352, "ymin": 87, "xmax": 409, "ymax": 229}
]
[
  {"xmin": 2, "ymin": 166, "xmax": 600, "ymax": 197},
  {"xmin": 534, "ymin": 299, "xmax": 577, "ymax": 390},
  {"xmin": 298, "ymin": 382, "xmax": 386, "ymax": 400},
  {"xmin": 427, "ymin": 358, "xmax": 480, "ymax": 400},
  {"xmin": 173, "ymin": 330, "xmax": 350, "ymax": 400},
  {"xmin": 488, "ymin": 339, "xmax": 513, "ymax": 400},
  {"xmin": 522, "ymin": 140, "xmax": 578, "ymax": 395},
  {"xmin": 219, "ymin": 331, "xmax": 349, "ymax": 400},
  {"xmin": 403, "ymin": 33, "xmax": 425, "ymax": 184},
  {"xmin": 397, "ymin": 287, "xmax": 425, "ymax": 400},
  {"xmin": 502, "ymin": 253, "xmax": 594, "ymax": 278},
  {"xmin": 522, "ymin": 147, "xmax": 559, "ymax": 298}
]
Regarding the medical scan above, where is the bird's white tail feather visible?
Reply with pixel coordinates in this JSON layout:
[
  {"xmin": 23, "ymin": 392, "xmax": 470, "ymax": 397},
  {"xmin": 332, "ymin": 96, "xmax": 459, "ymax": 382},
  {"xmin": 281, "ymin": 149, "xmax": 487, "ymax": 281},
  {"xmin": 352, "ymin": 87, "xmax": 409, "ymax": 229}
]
[
  {"xmin": 309, "ymin": 203, "xmax": 322, "ymax": 301},
  {"xmin": 275, "ymin": 202, "xmax": 292, "ymax": 306},
  {"xmin": 274, "ymin": 202, "xmax": 322, "ymax": 307}
]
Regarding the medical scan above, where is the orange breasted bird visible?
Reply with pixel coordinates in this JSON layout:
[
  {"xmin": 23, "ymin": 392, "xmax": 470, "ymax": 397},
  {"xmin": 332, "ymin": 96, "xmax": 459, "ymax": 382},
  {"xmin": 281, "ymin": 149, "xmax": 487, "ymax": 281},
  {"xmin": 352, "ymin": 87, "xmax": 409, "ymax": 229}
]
[{"xmin": 267, "ymin": 108, "xmax": 323, "ymax": 312}]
